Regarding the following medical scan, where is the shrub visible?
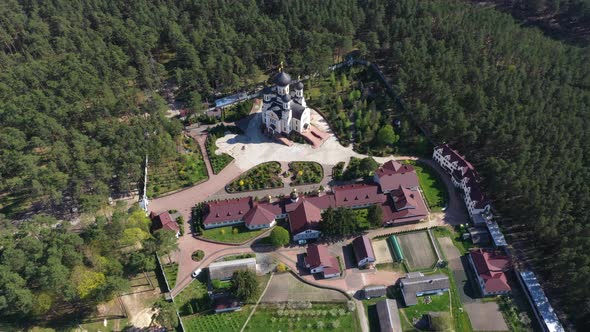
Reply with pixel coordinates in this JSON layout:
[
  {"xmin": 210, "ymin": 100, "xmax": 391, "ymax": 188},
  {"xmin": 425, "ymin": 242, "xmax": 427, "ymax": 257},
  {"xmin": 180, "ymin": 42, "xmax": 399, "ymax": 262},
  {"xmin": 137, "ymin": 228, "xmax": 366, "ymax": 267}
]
[
  {"xmin": 276, "ymin": 262, "xmax": 288, "ymax": 273},
  {"xmin": 232, "ymin": 227, "xmax": 239, "ymax": 234},
  {"xmin": 191, "ymin": 250, "xmax": 205, "ymax": 261},
  {"xmin": 316, "ymin": 321, "xmax": 325, "ymax": 329},
  {"xmin": 330, "ymin": 320, "xmax": 340, "ymax": 329},
  {"xmin": 270, "ymin": 226, "xmax": 290, "ymax": 247}
]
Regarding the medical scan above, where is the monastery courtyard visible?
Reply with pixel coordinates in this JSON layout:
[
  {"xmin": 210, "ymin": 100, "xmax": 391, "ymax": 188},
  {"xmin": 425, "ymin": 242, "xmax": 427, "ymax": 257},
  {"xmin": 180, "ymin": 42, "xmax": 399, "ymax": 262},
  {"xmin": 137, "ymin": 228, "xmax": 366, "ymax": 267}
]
[{"xmin": 214, "ymin": 109, "xmax": 396, "ymax": 170}]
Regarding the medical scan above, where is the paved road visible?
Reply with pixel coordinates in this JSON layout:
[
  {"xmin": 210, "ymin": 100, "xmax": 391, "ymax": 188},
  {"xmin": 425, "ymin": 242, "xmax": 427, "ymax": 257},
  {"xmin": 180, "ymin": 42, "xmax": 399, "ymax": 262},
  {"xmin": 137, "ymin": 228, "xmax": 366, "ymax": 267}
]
[
  {"xmin": 418, "ymin": 158, "xmax": 470, "ymax": 226},
  {"xmin": 438, "ymin": 237, "xmax": 508, "ymax": 331}
]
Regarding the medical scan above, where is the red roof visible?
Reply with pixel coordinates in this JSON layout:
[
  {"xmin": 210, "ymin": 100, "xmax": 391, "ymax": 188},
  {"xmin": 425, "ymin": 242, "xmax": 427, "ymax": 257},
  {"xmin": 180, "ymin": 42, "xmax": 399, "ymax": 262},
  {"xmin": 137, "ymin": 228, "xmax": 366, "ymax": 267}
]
[
  {"xmin": 392, "ymin": 186, "xmax": 418, "ymax": 210},
  {"xmin": 322, "ymin": 257, "xmax": 341, "ymax": 275},
  {"xmin": 305, "ymin": 244, "xmax": 339, "ymax": 273},
  {"xmin": 284, "ymin": 194, "xmax": 333, "ymax": 213},
  {"xmin": 381, "ymin": 188, "xmax": 428, "ymax": 225},
  {"xmin": 375, "ymin": 161, "xmax": 419, "ymax": 191},
  {"xmin": 243, "ymin": 204, "xmax": 276, "ymax": 226},
  {"xmin": 203, "ymin": 197, "xmax": 252, "ymax": 225},
  {"xmin": 288, "ymin": 198, "xmax": 323, "ymax": 235},
  {"xmin": 436, "ymin": 144, "xmax": 478, "ymax": 177},
  {"xmin": 470, "ymin": 249, "xmax": 511, "ymax": 293},
  {"xmin": 333, "ymin": 183, "xmax": 383, "ymax": 208},
  {"xmin": 152, "ymin": 211, "xmax": 179, "ymax": 233},
  {"xmin": 352, "ymin": 235, "xmax": 375, "ymax": 262}
]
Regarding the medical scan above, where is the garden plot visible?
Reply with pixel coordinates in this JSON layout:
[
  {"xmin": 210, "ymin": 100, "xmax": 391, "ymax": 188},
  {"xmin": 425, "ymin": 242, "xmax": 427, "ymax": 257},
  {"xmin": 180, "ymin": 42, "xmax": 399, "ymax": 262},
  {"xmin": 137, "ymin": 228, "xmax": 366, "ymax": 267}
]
[
  {"xmin": 397, "ymin": 231, "xmax": 438, "ymax": 271},
  {"xmin": 245, "ymin": 302, "xmax": 358, "ymax": 332},
  {"xmin": 261, "ymin": 273, "xmax": 347, "ymax": 303}
]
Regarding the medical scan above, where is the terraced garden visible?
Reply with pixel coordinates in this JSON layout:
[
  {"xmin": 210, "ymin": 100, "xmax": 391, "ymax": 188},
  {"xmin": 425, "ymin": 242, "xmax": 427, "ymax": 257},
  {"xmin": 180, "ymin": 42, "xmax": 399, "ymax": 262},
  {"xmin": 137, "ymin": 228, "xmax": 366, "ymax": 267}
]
[{"xmin": 147, "ymin": 136, "xmax": 208, "ymax": 197}]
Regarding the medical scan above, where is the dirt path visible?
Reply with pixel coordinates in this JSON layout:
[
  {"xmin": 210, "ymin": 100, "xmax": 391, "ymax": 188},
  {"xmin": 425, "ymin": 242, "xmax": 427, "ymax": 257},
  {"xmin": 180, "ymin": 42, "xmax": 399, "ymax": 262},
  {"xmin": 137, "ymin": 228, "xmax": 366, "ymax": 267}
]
[{"xmin": 240, "ymin": 273, "xmax": 274, "ymax": 332}]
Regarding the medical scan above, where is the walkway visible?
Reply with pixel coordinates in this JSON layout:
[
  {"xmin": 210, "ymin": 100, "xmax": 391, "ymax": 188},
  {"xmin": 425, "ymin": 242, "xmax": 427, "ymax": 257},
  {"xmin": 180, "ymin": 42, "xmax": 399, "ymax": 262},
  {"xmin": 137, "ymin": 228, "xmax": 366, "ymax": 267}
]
[{"xmin": 240, "ymin": 273, "xmax": 274, "ymax": 332}]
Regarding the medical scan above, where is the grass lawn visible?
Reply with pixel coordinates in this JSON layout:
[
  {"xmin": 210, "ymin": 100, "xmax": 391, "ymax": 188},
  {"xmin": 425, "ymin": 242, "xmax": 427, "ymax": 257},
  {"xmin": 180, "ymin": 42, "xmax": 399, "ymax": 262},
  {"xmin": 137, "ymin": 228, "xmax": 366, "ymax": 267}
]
[
  {"xmin": 289, "ymin": 161, "xmax": 323, "ymax": 186},
  {"xmin": 376, "ymin": 262, "xmax": 405, "ymax": 273},
  {"xmin": 433, "ymin": 226, "xmax": 473, "ymax": 255},
  {"xmin": 226, "ymin": 161, "xmax": 283, "ymax": 193},
  {"xmin": 406, "ymin": 161, "xmax": 447, "ymax": 212},
  {"xmin": 201, "ymin": 224, "xmax": 270, "ymax": 244},
  {"xmin": 182, "ymin": 306, "xmax": 252, "ymax": 332},
  {"xmin": 174, "ymin": 278, "xmax": 210, "ymax": 316},
  {"xmin": 148, "ymin": 137, "xmax": 208, "ymax": 197},
  {"xmin": 401, "ymin": 292, "xmax": 450, "ymax": 323},
  {"xmin": 162, "ymin": 263, "xmax": 178, "ymax": 289},
  {"xmin": 245, "ymin": 303, "xmax": 358, "ymax": 331}
]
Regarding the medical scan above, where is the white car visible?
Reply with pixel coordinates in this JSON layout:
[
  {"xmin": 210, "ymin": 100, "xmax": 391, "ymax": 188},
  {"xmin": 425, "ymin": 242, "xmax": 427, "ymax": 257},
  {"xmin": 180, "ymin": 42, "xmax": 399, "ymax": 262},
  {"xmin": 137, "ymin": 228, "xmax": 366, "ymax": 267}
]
[{"xmin": 191, "ymin": 268, "xmax": 202, "ymax": 278}]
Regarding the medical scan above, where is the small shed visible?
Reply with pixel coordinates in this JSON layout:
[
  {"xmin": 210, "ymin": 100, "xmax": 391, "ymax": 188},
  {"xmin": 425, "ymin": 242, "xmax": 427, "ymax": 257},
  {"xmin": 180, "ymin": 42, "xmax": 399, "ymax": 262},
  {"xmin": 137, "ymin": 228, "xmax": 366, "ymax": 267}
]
[
  {"xmin": 213, "ymin": 296, "xmax": 242, "ymax": 313},
  {"xmin": 362, "ymin": 285, "xmax": 387, "ymax": 299}
]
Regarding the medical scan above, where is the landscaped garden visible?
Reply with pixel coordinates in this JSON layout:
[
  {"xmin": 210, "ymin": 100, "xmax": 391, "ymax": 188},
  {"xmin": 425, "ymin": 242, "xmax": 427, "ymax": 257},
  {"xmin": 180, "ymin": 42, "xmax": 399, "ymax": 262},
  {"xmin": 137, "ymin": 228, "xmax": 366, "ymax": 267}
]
[
  {"xmin": 206, "ymin": 124, "xmax": 242, "ymax": 174},
  {"xmin": 289, "ymin": 161, "xmax": 323, "ymax": 186},
  {"xmin": 332, "ymin": 162, "xmax": 345, "ymax": 180},
  {"xmin": 223, "ymin": 99, "xmax": 253, "ymax": 122},
  {"xmin": 200, "ymin": 224, "xmax": 270, "ymax": 244},
  {"xmin": 406, "ymin": 160, "xmax": 447, "ymax": 212},
  {"xmin": 245, "ymin": 302, "xmax": 359, "ymax": 332},
  {"xmin": 162, "ymin": 263, "xmax": 178, "ymax": 289},
  {"xmin": 226, "ymin": 162, "xmax": 283, "ymax": 193},
  {"xmin": 147, "ymin": 136, "xmax": 208, "ymax": 197},
  {"xmin": 306, "ymin": 65, "xmax": 428, "ymax": 156}
]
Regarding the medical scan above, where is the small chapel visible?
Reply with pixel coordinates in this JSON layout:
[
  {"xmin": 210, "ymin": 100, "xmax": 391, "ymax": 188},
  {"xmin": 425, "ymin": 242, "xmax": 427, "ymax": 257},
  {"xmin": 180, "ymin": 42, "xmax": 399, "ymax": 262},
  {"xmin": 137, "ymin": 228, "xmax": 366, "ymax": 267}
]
[{"xmin": 261, "ymin": 65, "xmax": 311, "ymax": 136}]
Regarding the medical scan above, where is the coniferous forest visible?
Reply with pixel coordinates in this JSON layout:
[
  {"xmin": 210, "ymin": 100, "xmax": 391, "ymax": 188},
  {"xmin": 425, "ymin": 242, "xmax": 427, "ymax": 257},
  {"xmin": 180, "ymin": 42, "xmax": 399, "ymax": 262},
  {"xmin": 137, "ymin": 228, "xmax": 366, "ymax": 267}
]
[{"xmin": 0, "ymin": 0, "xmax": 589, "ymax": 328}]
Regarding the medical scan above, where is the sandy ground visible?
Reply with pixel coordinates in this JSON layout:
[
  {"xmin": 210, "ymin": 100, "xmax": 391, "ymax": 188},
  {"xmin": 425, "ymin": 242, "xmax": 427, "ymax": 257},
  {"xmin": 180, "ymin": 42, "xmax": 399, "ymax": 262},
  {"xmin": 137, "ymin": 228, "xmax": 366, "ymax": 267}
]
[
  {"xmin": 215, "ymin": 111, "xmax": 393, "ymax": 170},
  {"xmin": 372, "ymin": 239, "xmax": 393, "ymax": 264},
  {"xmin": 119, "ymin": 273, "xmax": 162, "ymax": 329}
]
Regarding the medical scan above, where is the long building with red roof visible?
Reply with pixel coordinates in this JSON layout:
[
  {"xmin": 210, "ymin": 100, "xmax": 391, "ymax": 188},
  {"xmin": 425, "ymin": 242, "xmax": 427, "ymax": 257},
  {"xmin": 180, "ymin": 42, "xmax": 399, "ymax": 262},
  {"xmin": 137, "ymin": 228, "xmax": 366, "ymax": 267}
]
[{"xmin": 200, "ymin": 159, "xmax": 429, "ymax": 238}]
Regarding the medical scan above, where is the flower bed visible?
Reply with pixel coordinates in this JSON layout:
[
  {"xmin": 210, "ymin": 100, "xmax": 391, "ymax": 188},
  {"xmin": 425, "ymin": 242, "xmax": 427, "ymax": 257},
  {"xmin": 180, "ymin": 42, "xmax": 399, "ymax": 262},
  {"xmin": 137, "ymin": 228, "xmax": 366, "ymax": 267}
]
[
  {"xmin": 289, "ymin": 161, "xmax": 323, "ymax": 186},
  {"xmin": 226, "ymin": 161, "xmax": 283, "ymax": 193}
]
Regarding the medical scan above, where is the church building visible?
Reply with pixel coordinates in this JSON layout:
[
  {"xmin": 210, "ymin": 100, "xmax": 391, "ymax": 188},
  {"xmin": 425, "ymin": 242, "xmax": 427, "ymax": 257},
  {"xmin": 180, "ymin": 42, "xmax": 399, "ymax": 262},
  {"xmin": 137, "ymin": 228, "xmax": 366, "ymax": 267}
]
[{"xmin": 261, "ymin": 67, "xmax": 311, "ymax": 135}]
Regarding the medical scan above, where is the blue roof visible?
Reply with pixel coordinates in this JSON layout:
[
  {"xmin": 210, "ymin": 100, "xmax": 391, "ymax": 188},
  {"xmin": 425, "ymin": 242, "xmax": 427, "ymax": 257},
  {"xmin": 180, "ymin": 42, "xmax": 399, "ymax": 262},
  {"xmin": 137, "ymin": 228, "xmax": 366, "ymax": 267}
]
[
  {"xmin": 215, "ymin": 93, "xmax": 247, "ymax": 108},
  {"xmin": 485, "ymin": 221, "xmax": 507, "ymax": 247},
  {"xmin": 519, "ymin": 271, "xmax": 564, "ymax": 332}
]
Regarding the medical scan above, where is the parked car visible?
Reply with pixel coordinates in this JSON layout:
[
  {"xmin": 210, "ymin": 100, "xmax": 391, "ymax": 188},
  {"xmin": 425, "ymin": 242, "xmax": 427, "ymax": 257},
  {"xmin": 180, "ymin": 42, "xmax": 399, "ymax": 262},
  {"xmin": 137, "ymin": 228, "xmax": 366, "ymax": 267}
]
[{"xmin": 191, "ymin": 268, "xmax": 202, "ymax": 278}]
